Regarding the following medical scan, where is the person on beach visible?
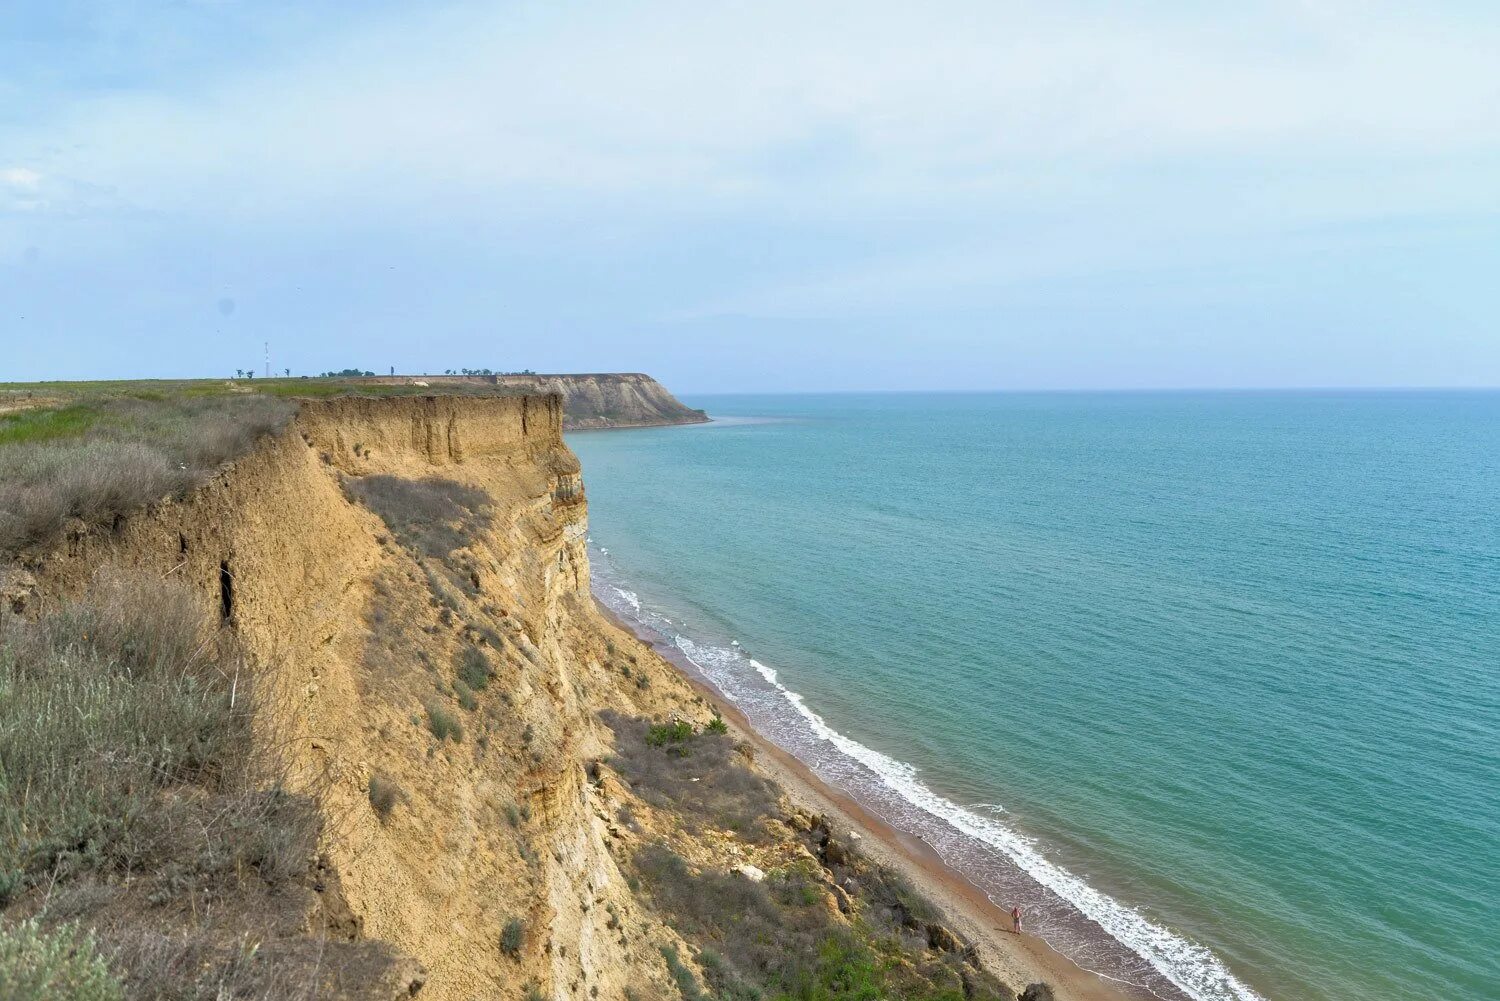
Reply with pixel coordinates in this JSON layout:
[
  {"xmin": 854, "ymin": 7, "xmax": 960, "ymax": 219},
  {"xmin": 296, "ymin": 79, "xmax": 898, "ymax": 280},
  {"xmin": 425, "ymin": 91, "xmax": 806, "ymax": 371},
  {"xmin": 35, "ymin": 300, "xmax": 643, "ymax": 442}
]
[{"xmin": 1012, "ymin": 905, "xmax": 1023, "ymax": 934}]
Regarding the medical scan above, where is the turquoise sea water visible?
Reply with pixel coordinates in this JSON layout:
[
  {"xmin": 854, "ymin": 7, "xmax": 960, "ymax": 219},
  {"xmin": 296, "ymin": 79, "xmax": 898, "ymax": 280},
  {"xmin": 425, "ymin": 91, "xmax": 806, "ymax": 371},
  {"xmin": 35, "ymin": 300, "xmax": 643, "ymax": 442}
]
[{"xmin": 568, "ymin": 392, "xmax": 1499, "ymax": 1001}]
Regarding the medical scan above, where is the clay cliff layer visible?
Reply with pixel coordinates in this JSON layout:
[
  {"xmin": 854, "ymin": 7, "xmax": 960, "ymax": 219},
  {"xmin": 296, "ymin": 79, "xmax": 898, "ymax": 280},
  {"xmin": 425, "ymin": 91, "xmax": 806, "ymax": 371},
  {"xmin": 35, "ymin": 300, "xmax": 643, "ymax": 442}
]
[{"xmin": 359, "ymin": 373, "xmax": 710, "ymax": 430}]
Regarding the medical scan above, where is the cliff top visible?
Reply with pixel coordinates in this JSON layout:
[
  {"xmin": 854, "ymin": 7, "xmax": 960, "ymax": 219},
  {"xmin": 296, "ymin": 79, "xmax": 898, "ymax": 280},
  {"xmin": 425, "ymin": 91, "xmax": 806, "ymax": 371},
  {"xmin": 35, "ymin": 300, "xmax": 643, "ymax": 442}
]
[{"xmin": 0, "ymin": 370, "xmax": 702, "ymax": 554}]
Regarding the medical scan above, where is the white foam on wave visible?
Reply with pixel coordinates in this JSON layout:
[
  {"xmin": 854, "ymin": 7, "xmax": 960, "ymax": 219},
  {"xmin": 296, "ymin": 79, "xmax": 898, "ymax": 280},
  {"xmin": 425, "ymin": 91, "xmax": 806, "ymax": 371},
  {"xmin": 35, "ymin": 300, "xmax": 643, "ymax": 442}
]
[
  {"xmin": 590, "ymin": 561, "xmax": 1263, "ymax": 1001},
  {"xmin": 721, "ymin": 651, "xmax": 1263, "ymax": 1001},
  {"xmin": 611, "ymin": 586, "xmax": 641, "ymax": 613}
]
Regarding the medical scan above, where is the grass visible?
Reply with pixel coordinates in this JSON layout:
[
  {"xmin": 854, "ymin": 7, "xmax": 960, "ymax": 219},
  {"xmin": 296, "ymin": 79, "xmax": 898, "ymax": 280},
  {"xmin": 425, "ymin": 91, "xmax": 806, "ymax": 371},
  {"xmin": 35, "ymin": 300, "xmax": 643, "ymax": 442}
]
[
  {"xmin": 500, "ymin": 918, "xmax": 525, "ymax": 958},
  {"xmin": 368, "ymin": 775, "xmax": 403, "ymax": 820},
  {"xmin": 0, "ymin": 404, "xmax": 100, "ymax": 446},
  {"xmin": 0, "ymin": 571, "xmax": 340, "ymax": 1000},
  {"xmin": 0, "ymin": 394, "xmax": 295, "ymax": 551},
  {"xmin": 0, "ymin": 572, "xmax": 314, "ymax": 890},
  {"xmin": 0, "ymin": 919, "xmax": 123, "ymax": 1001},
  {"xmin": 424, "ymin": 700, "xmax": 464, "ymax": 742},
  {"xmin": 604, "ymin": 711, "xmax": 779, "ymax": 841},
  {"xmin": 344, "ymin": 475, "xmax": 494, "ymax": 557},
  {"xmin": 457, "ymin": 645, "xmax": 493, "ymax": 691}
]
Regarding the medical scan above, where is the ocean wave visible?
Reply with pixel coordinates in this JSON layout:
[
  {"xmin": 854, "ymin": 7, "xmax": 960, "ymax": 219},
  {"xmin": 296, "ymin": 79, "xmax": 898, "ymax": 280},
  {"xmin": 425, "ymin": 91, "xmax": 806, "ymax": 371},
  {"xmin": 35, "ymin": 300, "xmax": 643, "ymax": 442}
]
[
  {"xmin": 738, "ymin": 653, "xmax": 1266, "ymax": 1001},
  {"xmin": 591, "ymin": 553, "xmax": 1264, "ymax": 1001}
]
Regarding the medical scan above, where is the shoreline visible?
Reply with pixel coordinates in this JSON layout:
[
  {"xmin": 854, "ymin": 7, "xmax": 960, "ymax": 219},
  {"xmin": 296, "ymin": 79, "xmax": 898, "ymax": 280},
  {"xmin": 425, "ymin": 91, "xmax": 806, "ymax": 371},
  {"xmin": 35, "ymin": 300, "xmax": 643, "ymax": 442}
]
[
  {"xmin": 598, "ymin": 599, "xmax": 1153, "ymax": 1001},
  {"xmin": 565, "ymin": 414, "xmax": 712, "ymax": 432}
]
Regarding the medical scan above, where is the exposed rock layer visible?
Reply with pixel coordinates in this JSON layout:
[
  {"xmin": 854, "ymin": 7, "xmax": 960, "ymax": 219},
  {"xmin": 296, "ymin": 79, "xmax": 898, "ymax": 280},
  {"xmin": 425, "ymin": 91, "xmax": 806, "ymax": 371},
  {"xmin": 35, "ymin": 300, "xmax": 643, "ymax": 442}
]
[{"xmin": 360, "ymin": 373, "xmax": 709, "ymax": 429}]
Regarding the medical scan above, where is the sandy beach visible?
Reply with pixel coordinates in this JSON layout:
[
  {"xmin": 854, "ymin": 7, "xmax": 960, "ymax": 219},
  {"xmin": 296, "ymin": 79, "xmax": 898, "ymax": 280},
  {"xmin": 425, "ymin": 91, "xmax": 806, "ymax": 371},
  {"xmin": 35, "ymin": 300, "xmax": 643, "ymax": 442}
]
[{"xmin": 599, "ymin": 600, "xmax": 1152, "ymax": 1001}]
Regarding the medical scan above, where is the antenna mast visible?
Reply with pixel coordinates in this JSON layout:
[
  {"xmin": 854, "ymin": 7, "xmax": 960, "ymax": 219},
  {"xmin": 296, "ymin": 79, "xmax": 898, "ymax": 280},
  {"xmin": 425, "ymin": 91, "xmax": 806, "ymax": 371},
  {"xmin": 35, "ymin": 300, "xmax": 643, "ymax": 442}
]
[{"xmin": 264, "ymin": 341, "xmax": 270, "ymax": 379}]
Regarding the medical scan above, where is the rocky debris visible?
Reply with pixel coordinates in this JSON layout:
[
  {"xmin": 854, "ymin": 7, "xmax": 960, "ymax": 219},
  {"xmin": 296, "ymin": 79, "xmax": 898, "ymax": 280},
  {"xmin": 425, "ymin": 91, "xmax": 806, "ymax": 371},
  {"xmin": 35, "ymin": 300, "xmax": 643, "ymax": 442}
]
[
  {"xmin": 731, "ymin": 864, "xmax": 766, "ymax": 883},
  {"xmin": 1018, "ymin": 984, "xmax": 1056, "ymax": 1001}
]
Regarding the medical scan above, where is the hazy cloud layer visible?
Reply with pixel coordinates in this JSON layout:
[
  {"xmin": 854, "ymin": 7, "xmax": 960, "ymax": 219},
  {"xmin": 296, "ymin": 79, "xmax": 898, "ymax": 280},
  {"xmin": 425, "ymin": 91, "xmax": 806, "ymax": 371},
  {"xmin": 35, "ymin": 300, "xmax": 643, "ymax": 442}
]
[{"xmin": 3, "ymin": 0, "xmax": 1498, "ymax": 387}]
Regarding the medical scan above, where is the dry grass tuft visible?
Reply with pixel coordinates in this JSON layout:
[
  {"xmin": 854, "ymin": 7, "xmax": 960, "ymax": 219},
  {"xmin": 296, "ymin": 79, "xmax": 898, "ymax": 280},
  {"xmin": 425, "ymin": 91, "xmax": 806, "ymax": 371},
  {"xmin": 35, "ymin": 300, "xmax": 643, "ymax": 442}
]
[{"xmin": 0, "ymin": 395, "xmax": 294, "ymax": 552}]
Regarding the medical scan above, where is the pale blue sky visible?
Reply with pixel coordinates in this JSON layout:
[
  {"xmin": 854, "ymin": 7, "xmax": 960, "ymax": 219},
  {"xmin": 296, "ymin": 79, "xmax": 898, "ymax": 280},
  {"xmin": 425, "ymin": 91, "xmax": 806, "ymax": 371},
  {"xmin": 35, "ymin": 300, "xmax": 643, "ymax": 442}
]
[{"xmin": 2, "ymin": 1, "xmax": 1498, "ymax": 391}]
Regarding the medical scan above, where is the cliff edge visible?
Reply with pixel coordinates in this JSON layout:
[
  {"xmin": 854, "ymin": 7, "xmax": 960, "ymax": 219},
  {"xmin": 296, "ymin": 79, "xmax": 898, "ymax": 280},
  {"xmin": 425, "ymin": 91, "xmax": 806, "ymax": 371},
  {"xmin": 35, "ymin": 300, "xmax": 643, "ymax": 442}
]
[
  {"xmin": 1, "ymin": 394, "xmax": 1030, "ymax": 1001},
  {"xmin": 358, "ymin": 373, "xmax": 710, "ymax": 430}
]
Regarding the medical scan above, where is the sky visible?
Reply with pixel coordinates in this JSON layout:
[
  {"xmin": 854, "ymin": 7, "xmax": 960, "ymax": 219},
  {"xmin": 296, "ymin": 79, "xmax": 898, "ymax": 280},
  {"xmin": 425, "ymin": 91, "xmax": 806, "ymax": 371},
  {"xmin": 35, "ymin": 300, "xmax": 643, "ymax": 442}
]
[{"xmin": 2, "ymin": 0, "xmax": 1498, "ymax": 392}]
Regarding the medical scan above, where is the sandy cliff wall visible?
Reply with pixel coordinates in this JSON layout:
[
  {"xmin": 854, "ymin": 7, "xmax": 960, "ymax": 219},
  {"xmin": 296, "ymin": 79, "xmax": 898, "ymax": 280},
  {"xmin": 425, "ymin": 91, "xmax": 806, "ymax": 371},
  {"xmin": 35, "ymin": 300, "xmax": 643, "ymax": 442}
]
[
  {"xmin": 493, "ymin": 374, "xmax": 708, "ymax": 430},
  {"xmin": 358, "ymin": 374, "xmax": 709, "ymax": 429},
  {"xmin": 4, "ymin": 394, "xmax": 717, "ymax": 1000},
  {"xmin": 4, "ymin": 393, "xmax": 1019, "ymax": 1001}
]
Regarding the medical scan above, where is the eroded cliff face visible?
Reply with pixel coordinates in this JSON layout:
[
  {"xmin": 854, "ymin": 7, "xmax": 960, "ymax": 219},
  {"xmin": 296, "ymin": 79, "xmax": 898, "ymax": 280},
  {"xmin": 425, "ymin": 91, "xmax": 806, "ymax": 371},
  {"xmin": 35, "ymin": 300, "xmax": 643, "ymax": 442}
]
[
  {"xmin": 5, "ymin": 394, "xmax": 1006, "ymax": 1001},
  {"xmin": 5, "ymin": 395, "xmax": 716, "ymax": 1000},
  {"xmin": 492, "ymin": 373, "xmax": 708, "ymax": 430},
  {"xmin": 360, "ymin": 374, "xmax": 710, "ymax": 429}
]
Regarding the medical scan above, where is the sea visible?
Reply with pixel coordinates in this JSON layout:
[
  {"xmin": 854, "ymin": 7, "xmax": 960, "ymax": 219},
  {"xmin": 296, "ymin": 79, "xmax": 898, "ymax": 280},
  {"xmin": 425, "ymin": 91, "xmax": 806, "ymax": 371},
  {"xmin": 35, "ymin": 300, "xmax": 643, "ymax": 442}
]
[{"xmin": 566, "ymin": 391, "xmax": 1499, "ymax": 1001}]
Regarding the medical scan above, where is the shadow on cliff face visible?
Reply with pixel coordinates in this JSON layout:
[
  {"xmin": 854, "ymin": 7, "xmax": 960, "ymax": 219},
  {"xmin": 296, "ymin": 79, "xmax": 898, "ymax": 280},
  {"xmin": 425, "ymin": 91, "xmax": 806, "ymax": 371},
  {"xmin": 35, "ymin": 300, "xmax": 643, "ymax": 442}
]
[
  {"xmin": 342, "ymin": 474, "xmax": 493, "ymax": 558},
  {"xmin": 0, "ymin": 571, "xmax": 422, "ymax": 999}
]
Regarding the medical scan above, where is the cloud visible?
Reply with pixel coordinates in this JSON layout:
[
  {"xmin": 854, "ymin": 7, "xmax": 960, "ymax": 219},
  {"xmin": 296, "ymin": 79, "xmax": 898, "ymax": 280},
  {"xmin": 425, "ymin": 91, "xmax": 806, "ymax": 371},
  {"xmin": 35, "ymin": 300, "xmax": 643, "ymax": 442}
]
[
  {"xmin": 8, "ymin": 0, "xmax": 1498, "ymax": 223},
  {"xmin": 1, "ymin": 167, "xmax": 43, "ymax": 189}
]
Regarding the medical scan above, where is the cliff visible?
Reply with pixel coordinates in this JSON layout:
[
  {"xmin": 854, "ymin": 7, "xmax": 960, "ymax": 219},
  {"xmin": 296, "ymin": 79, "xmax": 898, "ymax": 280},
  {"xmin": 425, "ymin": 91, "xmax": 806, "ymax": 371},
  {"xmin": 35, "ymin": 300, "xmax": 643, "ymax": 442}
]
[
  {"xmin": 0, "ymin": 395, "xmax": 1018, "ymax": 1001},
  {"xmin": 358, "ymin": 373, "xmax": 710, "ymax": 430}
]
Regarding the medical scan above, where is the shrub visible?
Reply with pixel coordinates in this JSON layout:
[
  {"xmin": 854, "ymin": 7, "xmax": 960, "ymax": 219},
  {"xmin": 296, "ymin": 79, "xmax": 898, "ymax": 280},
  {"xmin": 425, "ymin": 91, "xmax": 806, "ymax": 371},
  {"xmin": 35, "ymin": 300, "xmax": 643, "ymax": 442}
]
[
  {"xmin": 368, "ymin": 775, "xmax": 402, "ymax": 820},
  {"xmin": 343, "ymin": 475, "xmax": 493, "ymax": 556},
  {"xmin": 457, "ymin": 646, "xmax": 492, "ymax": 691},
  {"xmin": 705, "ymin": 714, "xmax": 729, "ymax": 735},
  {"xmin": 454, "ymin": 680, "xmax": 478, "ymax": 711},
  {"xmin": 632, "ymin": 846, "xmax": 991, "ymax": 1001},
  {"xmin": 0, "ymin": 572, "xmax": 316, "ymax": 890},
  {"xmin": 424, "ymin": 700, "xmax": 464, "ymax": 742},
  {"xmin": 646, "ymin": 720, "xmax": 695, "ymax": 747},
  {"xmin": 0, "ymin": 919, "xmax": 123, "ymax": 1001},
  {"xmin": 603, "ymin": 711, "xmax": 778, "ymax": 841},
  {"xmin": 500, "ymin": 918, "xmax": 525, "ymax": 958},
  {"xmin": 660, "ymin": 944, "xmax": 706, "ymax": 1001}
]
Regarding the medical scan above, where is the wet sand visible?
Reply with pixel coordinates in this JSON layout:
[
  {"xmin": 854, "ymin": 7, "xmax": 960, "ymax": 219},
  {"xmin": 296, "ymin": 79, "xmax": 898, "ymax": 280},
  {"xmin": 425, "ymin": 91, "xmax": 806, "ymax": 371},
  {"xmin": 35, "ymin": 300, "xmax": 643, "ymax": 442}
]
[{"xmin": 599, "ymin": 600, "xmax": 1156, "ymax": 1001}]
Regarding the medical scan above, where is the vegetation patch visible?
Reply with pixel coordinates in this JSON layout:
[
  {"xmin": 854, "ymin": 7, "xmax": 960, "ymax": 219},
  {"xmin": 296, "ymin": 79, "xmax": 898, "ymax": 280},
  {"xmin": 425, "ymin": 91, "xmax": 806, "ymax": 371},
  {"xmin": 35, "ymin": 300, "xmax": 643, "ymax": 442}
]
[
  {"xmin": 457, "ymin": 645, "xmax": 493, "ymax": 691},
  {"xmin": 0, "ymin": 573, "xmax": 314, "ymax": 894},
  {"xmin": 633, "ymin": 846, "xmax": 997, "ymax": 1001},
  {"xmin": 645, "ymin": 719, "xmax": 695, "ymax": 749},
  {"xmin": 0, "ymin": 572, "xmax": 354, "ymax": 1000},
  {"xmin": 424, "ymin": 700, "xmax": 464, "ymax": 742},
  {"xmin": 0, "ymin": 394, "xmax": 294, "ymax": 551},
  {"xmin": 368, "ymin": 775, "xmax": 403, "ymax": 820},
  {"xmin": 603, "ymin": 711, "xmax": 778, "ymax": 841},
  {"xmin": 0, "ymin": 919, "xmax": 122, "ymax": 1001},
  {"xmin": 500, "ymin": 917, "xmax": 525, "ymax": 958},
  {"xmin": 343, "ymin": 475, "xmax": 493, "ymax": 557}
]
